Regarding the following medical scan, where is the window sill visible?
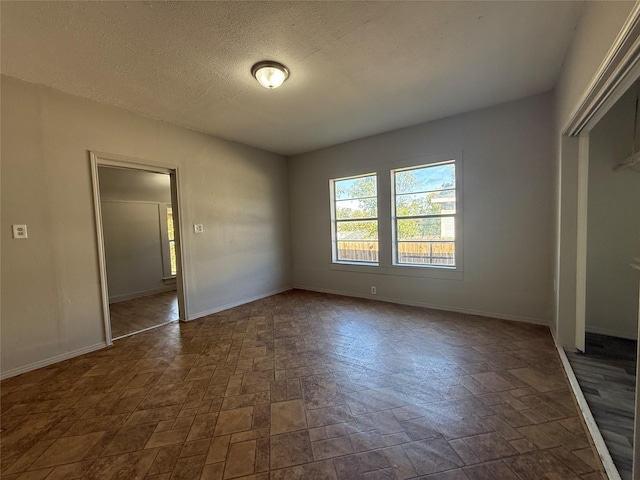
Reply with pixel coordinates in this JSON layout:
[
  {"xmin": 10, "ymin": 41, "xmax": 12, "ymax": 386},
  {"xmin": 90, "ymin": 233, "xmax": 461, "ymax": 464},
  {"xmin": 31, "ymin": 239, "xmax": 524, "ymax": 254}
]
[
  {"xmin": 334, "ymin": 260, "xmax": 378, "ymax": 267},
  {"xmin": 329, "ymin": 262, "xmax": 463, "ymax": 280}
]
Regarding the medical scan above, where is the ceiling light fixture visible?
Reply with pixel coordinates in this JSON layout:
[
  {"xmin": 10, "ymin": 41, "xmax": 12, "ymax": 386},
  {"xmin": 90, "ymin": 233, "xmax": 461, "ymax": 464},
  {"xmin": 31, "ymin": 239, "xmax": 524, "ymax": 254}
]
[{"xmin": 251, "ymin": 61, "xmax": 289, "ymax": 89}]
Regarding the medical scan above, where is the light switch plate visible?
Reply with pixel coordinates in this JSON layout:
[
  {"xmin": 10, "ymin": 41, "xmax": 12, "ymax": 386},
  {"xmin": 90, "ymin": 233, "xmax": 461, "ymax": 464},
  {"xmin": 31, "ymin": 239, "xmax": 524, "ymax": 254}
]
[
  {"xmin": 12, "ymin": 224, "xmax": 28, "ymax": 239},
  {"xmin": 194, "ymin": 224, "xmax": 204, "ymax": 234}
]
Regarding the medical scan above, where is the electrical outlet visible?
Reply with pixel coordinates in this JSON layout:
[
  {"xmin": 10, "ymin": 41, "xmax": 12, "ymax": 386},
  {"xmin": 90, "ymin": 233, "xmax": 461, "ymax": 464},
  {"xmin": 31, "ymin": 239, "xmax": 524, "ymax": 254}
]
[
  {"xmin": 194, "ymin": 224, "xmax": 204, "ymax": 234},
  {"xmin": 12, "ymin": 224, "xmax": 28, "ymax": 239},
  {"xmin": 371, "ymin": 286, "xmax": 376, "ymax": 295}
]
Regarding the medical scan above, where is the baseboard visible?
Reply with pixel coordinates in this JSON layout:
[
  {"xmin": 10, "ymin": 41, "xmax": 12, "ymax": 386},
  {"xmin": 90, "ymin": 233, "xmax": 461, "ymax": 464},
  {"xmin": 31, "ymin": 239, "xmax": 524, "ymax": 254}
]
[
  {"xmin": 0, "ymin": 342, "xmax": 108, "ymax": 381},
  {"xmin": 293, "ymin": 285, "xmax": 550, "ymax": 327},
  {"xmin": 187, "ymin": 286, "xmax": 293, "ymax": 321},
  {"xmin": 586, "ymin": 325, "xmax": 638, "ymax": 341},
  {"xmin": 557, "ymin": 346, "xmax": 621, "ymax": 480},
  {"xmin": 109, "ymin": 285, "xmax": 177, "ymax": 304}
]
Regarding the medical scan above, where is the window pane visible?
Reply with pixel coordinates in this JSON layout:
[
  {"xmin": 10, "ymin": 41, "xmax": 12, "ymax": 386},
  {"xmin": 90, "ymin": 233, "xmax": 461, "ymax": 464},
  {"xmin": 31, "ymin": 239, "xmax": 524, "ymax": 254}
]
[
  {"xmin": 396, "ymin": 189, "xmax": 456, "ymax": 217},
  {"xmin": 335, "ymin": 198, "xmax": 377, "ymax": 219},
  {"xmin": 169, "ymin": 240, "xmax": 177, "ymax": 276},
  {"xmin": 167, "ymin": 207, "xmax": 174, "ymax": 241},
  {"xmin": 335, "ymin": 175, "xmax": 377, "ymax": 200},
  {"xmin": 337, "ymin": 241, "xmax": 379, "ymax": 263},
  {"xmin": 395, "ymin": 163, "xmax": 455, "ymax": 195},
  {"xmin": 397, "ymin": 241, "xmax": 455, "ymax": 265},
  {"xmin": 396, "ymin": 217, "xmax": 455, "ymax": 241},
  {"xmin": 331, "ymin": 173, "xmax": 378, "ymax": 265},
  {"xmin": 336, "ymin": 220, "xmax": 378, "ymax": 240}
]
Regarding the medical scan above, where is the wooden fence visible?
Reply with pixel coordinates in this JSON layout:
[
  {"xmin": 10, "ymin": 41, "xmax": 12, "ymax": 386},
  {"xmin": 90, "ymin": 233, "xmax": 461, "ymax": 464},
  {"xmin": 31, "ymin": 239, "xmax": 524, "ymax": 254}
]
[{"xmin": 337, "ymin": 241, "xmax": 454, "ymax": 265}]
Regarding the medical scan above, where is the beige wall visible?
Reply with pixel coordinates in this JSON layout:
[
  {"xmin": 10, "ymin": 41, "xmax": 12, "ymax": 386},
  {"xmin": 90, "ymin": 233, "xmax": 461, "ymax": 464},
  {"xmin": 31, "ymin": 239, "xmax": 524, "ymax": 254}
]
[
  {"xmin": 0, "ymin": 75, "xmax": 292, "ymax": 377},
  {"xmin": 98, "ymin": 166, "xmax": 172, "ymax": 203},
  {"xmin": 101, "ymin": 201, "xmax": 173, "ymax": 302},
  {"xmin": 99, "ymin": 167, "xmax": 175, "ymax": 302},
  {"xmin": 586, "ymin": 84, "xmax": 640, "ymax": 339},
  {"xmin": 555, "ymin": 1, "xmax": 636, "ymax": 130},
  {"xmin": 553, "ymin": 1, "xmax": 636, "ymax": 347},
  {"xmin": 289, "ymin": 92, "xmax": 555, "ymax": 324}
]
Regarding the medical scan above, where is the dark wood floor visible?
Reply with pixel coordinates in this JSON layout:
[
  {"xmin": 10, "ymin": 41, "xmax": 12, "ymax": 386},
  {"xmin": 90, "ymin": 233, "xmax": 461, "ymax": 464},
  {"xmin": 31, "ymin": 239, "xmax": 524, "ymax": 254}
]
[
  {"xmin": 109, "ymin": 290, "xmax": 179, "ymax": 339},
  {"xmin": 0, "ymin": 290, "xmax": 606, "ymax": 479},
  {"xmin": 566, "ymin": 332, "xmax": 637, "ymax": 480}
]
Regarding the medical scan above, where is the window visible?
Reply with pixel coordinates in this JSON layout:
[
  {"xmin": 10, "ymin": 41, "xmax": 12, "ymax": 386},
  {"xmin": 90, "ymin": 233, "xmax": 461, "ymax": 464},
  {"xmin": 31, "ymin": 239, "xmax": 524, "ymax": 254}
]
[
  {"xmin": 166, "ymin": 206, "xmax": 177, "ymax": 276},
  {"xmin": 330, "ymin": 173, "xmax": 378, "ymax": 264},
  {"xmin": 392, "ymin": 161, "xmax": 456, "ymax": 267}
]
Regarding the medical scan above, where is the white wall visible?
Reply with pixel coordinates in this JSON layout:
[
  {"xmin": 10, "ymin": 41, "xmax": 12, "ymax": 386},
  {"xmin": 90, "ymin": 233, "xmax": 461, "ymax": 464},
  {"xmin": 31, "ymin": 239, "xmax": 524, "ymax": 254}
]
[
  {"xmin": 553, "ymin": 0, "xmax": 635, "ymax": 347},
  {"xmin": 0, "ymin": 75, "xmax": 292, "ymax": 377},
  {"xmin": 586, "ymin": 84, "xmax": 640, "ymax": 339},
  {"xmin": 289, "ymin": 92, "xmax": 555, "ymax": 324}
]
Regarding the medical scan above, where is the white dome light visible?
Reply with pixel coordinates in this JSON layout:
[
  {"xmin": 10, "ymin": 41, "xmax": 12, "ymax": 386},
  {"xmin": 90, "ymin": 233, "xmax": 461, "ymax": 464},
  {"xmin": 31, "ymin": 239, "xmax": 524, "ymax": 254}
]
[{"xmin": 251, "ymin": 61, "xmax": 289, "ymax": 89}]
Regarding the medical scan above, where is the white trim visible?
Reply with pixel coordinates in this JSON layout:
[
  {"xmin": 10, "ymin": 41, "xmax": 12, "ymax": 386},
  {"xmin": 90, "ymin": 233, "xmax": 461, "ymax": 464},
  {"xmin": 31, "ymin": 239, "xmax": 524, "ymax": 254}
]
[
  {"xmin": 0, "ymin": 343, "xmax": 108, "ymax": 380},
  {"xmin": 109, "ymin": 285, "xmax": 177, "ymax": 304},
  {"xmin": 90, "ymin": 155, "xmax": 113, "ymax": 346},
  {"xmin": 112, "ymin": 320, "xmax": 179, "ymax": 341},
  {"xmin": 187, "ymin": 286, "xmax": 293, "ymax": 321},
  {"xmin": 557, "ymin": 346, "xmax": 622, "ymax": 480},
  {"xmin": 329, "ymin": 172, "xmax": 379, "ymax": 265},
  {"xmin": 90, "ymin": 151, "xmax": 189, "ymax": 345},
  {"xmin": 90, "ymin": 151, "xmax": 175, "ymax": 174},
  {"xmin": 171, "ymin": 167, "xmax": 189, "ymax": 322},
  {"xmin": 563, "ymin": 2, "xmax": 640, "ymax": 136},
  {"xmin": 293, "ymin": 285, "xmax": 549, "ymax": 327},
  {"xmin": 390, "ymin": 159, "xmax": 461, "ymax": 271},
  {"xmin": 575, "ymin": 133, "xmax": 589, "ymax": 353}
]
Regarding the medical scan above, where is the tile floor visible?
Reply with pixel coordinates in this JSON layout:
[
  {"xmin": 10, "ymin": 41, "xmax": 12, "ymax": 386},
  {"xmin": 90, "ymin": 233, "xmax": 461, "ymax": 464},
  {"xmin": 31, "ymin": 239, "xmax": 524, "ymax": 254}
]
[
  {"xmin": 109, "ymin": 290, "xmax": 179, "ymax": 339},
  {"xmin": 1, "ymin": 290, "xmax": 606, "ymax": 479}
]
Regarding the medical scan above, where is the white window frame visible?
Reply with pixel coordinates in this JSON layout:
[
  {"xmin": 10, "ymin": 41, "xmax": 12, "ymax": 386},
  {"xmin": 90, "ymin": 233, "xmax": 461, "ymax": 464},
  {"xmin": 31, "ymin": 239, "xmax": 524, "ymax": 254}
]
[
  {"xmin": 391, "ymin": 160, "xmax": 460, "ymax": 269},
  {"xmin": 329, "ymin": 172, "xmax": 379, "ymax": 266}
]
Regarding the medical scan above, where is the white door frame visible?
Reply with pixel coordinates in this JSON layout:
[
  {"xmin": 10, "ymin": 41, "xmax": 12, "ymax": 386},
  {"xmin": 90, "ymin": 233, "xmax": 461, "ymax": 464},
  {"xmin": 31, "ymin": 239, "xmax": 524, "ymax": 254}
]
[
  {"xmin": 574, "ymin": 132, "xmax": 590, "ymax": 353},
  {"xmin": 558, "ymin": 4, "xmax": 640, "ymax": 479},
  {"xmin": 90, "ymin": 151, "xmax": 188, "ymax": 345},
  {"xmin": 560, "ymin": 2, "xmax": 640, "ymax": 352}
]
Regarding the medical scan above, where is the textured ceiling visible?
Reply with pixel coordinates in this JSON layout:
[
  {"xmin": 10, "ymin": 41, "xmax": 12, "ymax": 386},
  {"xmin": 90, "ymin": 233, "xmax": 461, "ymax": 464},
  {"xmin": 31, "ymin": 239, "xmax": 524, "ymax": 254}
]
[{"xmin": 1, "ymin": 1, "xmax": 583, "ymax": 155}]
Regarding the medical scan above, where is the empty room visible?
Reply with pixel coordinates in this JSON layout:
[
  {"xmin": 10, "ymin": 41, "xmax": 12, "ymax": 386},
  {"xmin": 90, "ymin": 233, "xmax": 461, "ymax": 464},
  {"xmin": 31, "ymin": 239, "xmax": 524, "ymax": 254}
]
[{"xmin": 2, "ymin": 2, "xmax": 639, "ymax": 479}]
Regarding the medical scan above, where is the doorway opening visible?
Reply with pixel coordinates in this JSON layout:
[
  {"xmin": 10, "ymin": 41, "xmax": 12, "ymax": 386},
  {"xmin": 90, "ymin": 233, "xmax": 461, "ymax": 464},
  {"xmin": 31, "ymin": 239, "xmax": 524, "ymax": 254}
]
[
  {"xmin": 556, "ymin": 10, "xmax": 640, "ymax": 477},
  {"xmin": 90, "ymin": 152, "xmax": 187, "ymax": 343},
  {"xmin": 568, "ymin": 79, "xmax": 640, "ymax": 480}
]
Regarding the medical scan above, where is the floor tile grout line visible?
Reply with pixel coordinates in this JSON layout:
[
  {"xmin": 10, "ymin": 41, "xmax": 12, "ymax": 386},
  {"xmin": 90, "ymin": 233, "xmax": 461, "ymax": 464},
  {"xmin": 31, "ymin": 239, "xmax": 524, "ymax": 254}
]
[{"xmin": 0, "ymin": 291, "xmax": 609, "ymax": 479}]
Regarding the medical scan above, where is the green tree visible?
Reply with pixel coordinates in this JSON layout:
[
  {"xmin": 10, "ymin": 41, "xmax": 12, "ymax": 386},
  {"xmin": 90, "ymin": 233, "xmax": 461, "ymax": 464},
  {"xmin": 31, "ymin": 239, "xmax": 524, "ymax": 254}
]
[
  {"xmin": 335, "ymin": 176, "xmax": 378, "ymax": 239},
  {"xmin": 395, "ymin": 166, "xmax": 455, "ymax": 240}
]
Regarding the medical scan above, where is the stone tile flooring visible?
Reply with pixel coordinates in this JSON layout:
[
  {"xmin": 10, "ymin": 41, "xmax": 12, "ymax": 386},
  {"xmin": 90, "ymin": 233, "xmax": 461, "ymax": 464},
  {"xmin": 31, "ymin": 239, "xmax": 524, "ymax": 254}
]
[
  {"xmin": 1, "ymin": 290, "xmax": 605, "ymax": 479},
  {"xmin": 109, "ymin": 290, "xmax": 179, "ymax": 339}
]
